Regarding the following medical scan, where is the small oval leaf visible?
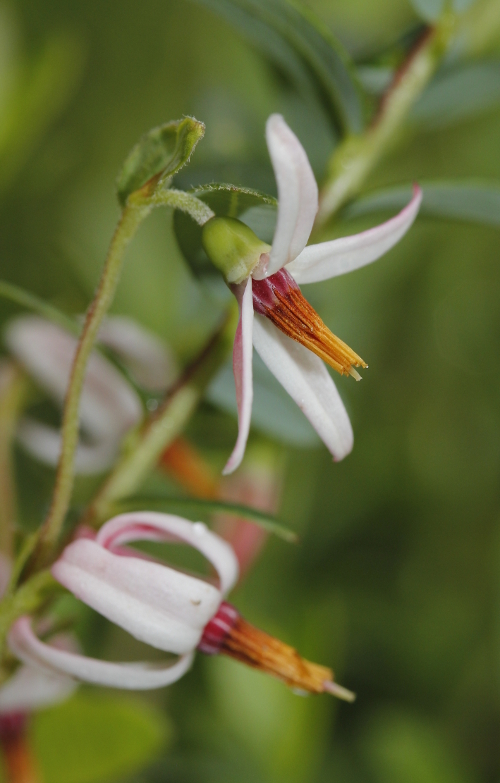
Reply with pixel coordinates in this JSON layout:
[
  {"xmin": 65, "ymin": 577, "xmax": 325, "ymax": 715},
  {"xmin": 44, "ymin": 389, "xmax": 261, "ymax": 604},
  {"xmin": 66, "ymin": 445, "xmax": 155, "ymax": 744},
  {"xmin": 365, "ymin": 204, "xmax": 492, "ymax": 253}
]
[
  {"xmin": 116, "ymin": 117, "xmax": 205, "ymax": 207},
  {"xmin": 173, "ymin": 183, "xmax": 277, "ymax": 277}
]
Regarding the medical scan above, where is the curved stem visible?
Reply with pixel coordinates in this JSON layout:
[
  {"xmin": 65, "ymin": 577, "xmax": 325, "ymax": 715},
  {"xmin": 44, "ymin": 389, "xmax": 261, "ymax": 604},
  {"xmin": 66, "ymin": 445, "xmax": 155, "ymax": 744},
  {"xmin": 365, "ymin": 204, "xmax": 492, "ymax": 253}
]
[
  {"xmin": 37, "ymin": 201, "xmax": 151, "ymax": 561},
  {"xmin": 318, "ymin": 20, "xmax": 453, "ymax": 225},
  {"xmin": 83, "ymin": 315, "xmax": 233, "ymax": 527}
]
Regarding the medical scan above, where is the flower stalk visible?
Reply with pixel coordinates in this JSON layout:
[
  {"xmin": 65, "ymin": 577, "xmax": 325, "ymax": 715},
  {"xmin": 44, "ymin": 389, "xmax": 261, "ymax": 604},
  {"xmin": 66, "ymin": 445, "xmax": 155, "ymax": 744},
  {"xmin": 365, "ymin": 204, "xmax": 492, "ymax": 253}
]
[
  {"xmin": 38, "ymin": 198, "xmax": 152, "ymax": 561},
  {"xmin": 82, "ymin": 314, "xmax": 234, "ymax": 527},
  {"xmin": 318, "ymin": 19, "xmax": 453, "ymax": 225}
]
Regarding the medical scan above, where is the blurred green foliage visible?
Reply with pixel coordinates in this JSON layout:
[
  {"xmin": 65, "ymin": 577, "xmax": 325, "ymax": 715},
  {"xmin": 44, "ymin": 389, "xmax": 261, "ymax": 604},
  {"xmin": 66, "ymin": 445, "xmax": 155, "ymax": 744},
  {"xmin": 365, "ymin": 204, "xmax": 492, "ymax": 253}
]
[{"xmin": 1, "ymin": 0, "xmax": 500, "ymax": 782}]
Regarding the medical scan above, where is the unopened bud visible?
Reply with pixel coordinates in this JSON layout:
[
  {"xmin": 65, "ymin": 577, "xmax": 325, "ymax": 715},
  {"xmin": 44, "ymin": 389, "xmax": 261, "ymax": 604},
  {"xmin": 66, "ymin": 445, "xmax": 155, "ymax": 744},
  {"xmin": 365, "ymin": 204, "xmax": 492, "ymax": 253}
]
[{"xmin": 202, "ymin": 217, "xmax": 270, "ymax": 284}]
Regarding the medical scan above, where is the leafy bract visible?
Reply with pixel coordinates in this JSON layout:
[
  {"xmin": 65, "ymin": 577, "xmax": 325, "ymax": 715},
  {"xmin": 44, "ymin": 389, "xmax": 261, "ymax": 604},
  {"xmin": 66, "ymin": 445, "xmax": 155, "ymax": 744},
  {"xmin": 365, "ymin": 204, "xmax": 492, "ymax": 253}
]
[
  {"xmin": 116, "ymin": 117, "xmax": 205, "ymax": 207},
  {"xmin": 189, "ymin": 0, "xmax": 364, "ymax": 135},
  {"xmin": 33, "ymin": 692, "xmax": 171, "ymax": 783},
  {"xmin": 412, "ymin": 61, "xmax": 500, "ymax": 129},
  {"xmin": 174, "ymin": 183, "xmax": 277, "ymax": 277},
  {"xmin": 112, "ymin": 494, "xmax": 297, "ymax": 542},
  {"xmin": 343, "ymin": 181, "xmax": 500, "ymax": 227}
]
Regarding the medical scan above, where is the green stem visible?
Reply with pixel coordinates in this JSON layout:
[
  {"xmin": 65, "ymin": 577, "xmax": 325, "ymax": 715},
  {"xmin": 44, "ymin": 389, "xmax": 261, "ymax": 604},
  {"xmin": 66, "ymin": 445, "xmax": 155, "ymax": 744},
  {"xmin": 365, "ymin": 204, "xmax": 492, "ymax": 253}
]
[
  {"xmin": 83, "ymin": 315, "xmax": 233, "ymax": 527},
  {"xmin": 38, "ymin": 199, "xmax": 151, "ymax": 559},
  {"xmin": 318, "ymin": 19, "xmax": 454, "ymax": 225},
  {"xmin": 149, "ymin": 188, "xmax": 214, "ymax": 224},
  {"xmin": 0, "ymin": 364, "xmax": 28, "ymax": 558},
  {"xmin": 0, "ymin": 570, "xmax": 59, "ymax": 665}
]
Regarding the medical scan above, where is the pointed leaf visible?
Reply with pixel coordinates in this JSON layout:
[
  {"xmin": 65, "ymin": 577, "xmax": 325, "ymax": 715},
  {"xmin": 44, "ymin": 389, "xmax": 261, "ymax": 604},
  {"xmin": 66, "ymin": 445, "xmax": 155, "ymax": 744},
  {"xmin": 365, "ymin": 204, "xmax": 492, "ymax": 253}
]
[
  {"xmin": 412, "ymin": 61, "xmax": 500, "ymax": 129},
  {"xmin": 173, "ymin": 183, "xmax": 277, "ymax": 277},
  {"xmin": 342, "ymin": 181, "xmax": 500, "ymax": 228},
  {"xmin": 189, "ymin": 0, "xmax": 364, "ymax": 135},
  {"xmin": 116, "ymin": 117, "xmax": 205, "ymax": 207},
  {"xmin": 0, "ymin": 280, "xmax": 79, "ymax": 334},
  {"xmin": 112, "ymin": 495, "xmax": 298, "ymax": 543}
]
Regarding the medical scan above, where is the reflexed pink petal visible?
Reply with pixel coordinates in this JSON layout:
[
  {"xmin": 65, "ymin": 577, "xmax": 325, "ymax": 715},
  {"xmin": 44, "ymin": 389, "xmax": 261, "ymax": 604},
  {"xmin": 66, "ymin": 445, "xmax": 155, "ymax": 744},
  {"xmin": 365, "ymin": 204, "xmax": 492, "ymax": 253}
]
[
  {"xmin": 8, "ymin": 617, "xmax": 194, "ymax": 690},
  {"xmin": 223, "ymin": 278, "xmax": 254, "ymax": 476},
  {"xmin": 98, "ymin": 316, "xmax": 179, "ymax": 392},
  {"xmin": 0, "ymin": 632, "xmax": 77, "ymax": 713},
  {"xmin": 260, "ymin": 114, "xmax": 318, "ymax": 278},
  {"xmin": 95, "ymin": 512, "xmax": 239, "ymax": 595},
  {"xmin": 17, "ymin": 419, "xmax": 119, "ymax": 474},
  {"xmin": 5, "ymin": 316, "xmax": 142, "ymax": 440},
  {"xmin": 252, "ymin": 315, "xmax": 353, "ymax": 461},
  {"xmin": 52, "ymin": 538, "xmax": 222, "ymax": 654},
  {"xmin": 286, "ymin": 185, "xmax": 422, "ymax": 284}
]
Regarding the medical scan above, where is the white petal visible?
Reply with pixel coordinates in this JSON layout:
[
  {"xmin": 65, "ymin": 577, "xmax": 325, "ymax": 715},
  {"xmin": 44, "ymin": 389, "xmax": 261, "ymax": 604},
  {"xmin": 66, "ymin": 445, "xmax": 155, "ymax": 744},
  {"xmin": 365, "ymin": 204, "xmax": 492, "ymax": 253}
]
[
  {"xmin": 0, "ymin": 633, "xmax": 77, "ymax": 715},
  {"xmin": 98, "ymin": 316, "xmax": 179, "ymax": 392},
  {"xmin": 17, "ymin": 418, "xmax": 119, "ymax": 474},
  {"xmin": 8, "ymin": 617, "xmax": 193, "ymax": 690},
  {"xmin": 52, "ymin": 539, "xmax": 222, "ymax": 654},
  {"xmin": 287, "ymin": 184, "xmax": 422, "ymax": 284},
  {"xmin": 223, "ymin": 279, "xmax": 254, "ymax": 476},
  {"xmin": 96, "ymin": 512, "xmax": 239, "ymax": 596},
  {"xmin": 260, "ymin": 114, "xmax": 318, "ymax": 278},
  {"xmin": 252, "ymin": 315, "xmax": 353, "ymax": 461},
  {"xmin": 5, "ymin": 316, "xmax": 142, "ymax": 440}
]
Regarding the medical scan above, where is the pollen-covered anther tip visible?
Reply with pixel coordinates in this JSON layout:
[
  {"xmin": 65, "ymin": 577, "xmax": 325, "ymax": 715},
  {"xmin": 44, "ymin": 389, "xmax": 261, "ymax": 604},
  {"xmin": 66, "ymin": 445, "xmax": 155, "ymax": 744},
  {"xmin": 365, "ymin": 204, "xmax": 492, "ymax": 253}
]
[
  {"xmin": 252, "ymin": 268, "xmax": 367, "ymax": 380},
  {"xmin": 323, "ymin": 679, "xmax": 356, "ymax": 702},
  {"xmin": 200, "ymin": 603, "xmax": 349, "ymax": 696}
]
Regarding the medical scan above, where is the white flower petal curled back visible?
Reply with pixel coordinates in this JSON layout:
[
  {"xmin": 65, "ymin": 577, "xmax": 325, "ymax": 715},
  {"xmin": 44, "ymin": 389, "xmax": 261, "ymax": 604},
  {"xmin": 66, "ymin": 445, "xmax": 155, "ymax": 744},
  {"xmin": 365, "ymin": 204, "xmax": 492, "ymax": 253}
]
[
  {"xmin": 252, "ymin": 315, "xmax": 353, "ymax": 459},
  {"xmin": 286, "ymin": 183, "xmax": 423, "ymax": 284},
  {"xmin": 223, "ymin": 278, "xmax": 254, "ymax": 475},
  {"xmin": 8, "ymin": 513, "xmax": 239, "ymax": 690},
  {"xmin": 0, "ymin": 555, "xmax": 78, "ymax": 713},
  {"xmin": 261, "ymin": 114, "xmax": 318, "ymax": 277},
  {"xmin": 225, "ymin": 114, "xmax": 422, "ymax": 473},
  {"xmin": 5, "ymin": 315, "xmax": 177, "ymax": 474},
  {"xmin": 98, "ymin": 316, "xmax": 179, "ymax": 392}
]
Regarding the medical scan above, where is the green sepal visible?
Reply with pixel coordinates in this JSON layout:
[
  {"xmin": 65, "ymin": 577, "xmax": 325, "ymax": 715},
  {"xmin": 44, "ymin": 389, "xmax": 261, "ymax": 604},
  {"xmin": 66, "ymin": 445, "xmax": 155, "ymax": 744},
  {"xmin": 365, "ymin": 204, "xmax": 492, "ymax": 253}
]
[
  {"xmin": 202, "ymin": 217, "xmax": 271, "ymax": 284},
  {"xmin": 116, "ymin": 117, "xmax": 205, "ymax": 207},
  {"xmin": 173, "ymin": 183, "xmax": 277, "ymax": 278}
]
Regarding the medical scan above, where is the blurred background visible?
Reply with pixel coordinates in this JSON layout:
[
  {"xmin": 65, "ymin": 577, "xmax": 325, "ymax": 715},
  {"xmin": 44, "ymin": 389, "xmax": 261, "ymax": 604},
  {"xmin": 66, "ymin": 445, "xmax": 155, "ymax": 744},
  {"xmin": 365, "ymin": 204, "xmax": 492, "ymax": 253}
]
[{"xmin": 1, "ymin": 0, "xmax": 500, "ymax": 781}]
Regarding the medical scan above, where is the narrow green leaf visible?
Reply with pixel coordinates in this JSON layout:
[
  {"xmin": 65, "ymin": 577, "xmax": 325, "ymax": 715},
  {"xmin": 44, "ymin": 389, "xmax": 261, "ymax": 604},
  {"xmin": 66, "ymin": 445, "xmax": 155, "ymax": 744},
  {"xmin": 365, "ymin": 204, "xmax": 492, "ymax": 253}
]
[
  {"xmin": 116, "ymin": 116, "xmax": 205, "ymax": 207},
  {"xmin": 34, "ymin": 692, "xmax": 171, "ymax": 783},
  {"xmin": 189, "ymin": 0, "xmax": 364, "ymax": 135},
  {"xmin": 0, "ymin": 280, "xmax": 79, "ymax": 334},
  {"xmin": 342, "ymin": 180, "xmax": 500, "ymax": 227},
  {"xmin": 173, "ymin": 183, "xmax": 277, "ymax": 277},
  {"xmin": 412, "ymin": 61, "xmax": 500, "ymax": 129},
  {"xmin": 112, "ymin": 495, "xmax": 298, "ymax": 543}
]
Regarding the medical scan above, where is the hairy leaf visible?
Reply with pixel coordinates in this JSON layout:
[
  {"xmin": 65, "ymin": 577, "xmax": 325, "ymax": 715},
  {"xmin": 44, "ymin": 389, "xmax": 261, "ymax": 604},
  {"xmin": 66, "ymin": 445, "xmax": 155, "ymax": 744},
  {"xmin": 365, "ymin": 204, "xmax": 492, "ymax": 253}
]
[{"xmin": 116, "ymin": 117, "xmax": 205, "ymax": 206}]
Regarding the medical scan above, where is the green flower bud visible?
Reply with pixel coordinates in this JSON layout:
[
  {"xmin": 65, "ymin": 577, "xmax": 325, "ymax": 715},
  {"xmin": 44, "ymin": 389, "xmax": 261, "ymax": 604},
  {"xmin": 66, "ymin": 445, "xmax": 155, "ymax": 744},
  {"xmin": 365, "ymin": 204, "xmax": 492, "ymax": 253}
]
[{"xmin": 201, "ymin": 217, "xmax": 271, "ymax": 284}]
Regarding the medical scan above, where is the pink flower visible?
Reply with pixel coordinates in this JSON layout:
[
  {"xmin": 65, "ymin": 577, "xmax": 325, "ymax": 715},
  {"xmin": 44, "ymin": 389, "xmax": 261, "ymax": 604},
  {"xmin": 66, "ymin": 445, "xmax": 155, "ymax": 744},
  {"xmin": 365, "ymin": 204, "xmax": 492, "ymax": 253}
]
[
  {"xmin": 203, "ymin": 115, "xmax": 422, "ymax": 474},
  {"xmin": 0, "ymin": 554, "xmax": 77, "ymax": 716},
  {"xmin": 5, "ymin": 315, "xmax": 177, "ymax": 474},
  {"xmin": 8, "ymin": 514, "xmax": 353, "ymax": 699}
]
